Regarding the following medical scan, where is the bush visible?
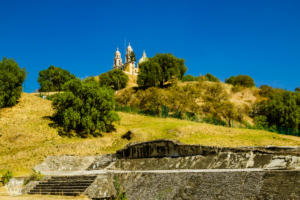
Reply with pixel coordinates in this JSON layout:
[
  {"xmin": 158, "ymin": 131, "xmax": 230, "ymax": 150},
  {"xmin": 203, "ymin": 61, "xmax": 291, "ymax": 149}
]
[
  {"xmin": 99, "ymin": 69, "xmax": 129, "ymax": 90},
  {"xmin": 38, "ymin": 65, "xmax": 76, "ymax": 92},
  {"xmin": 52, "ymin": 79, "xmax": 120, "ymax": 137},
  {"xmin": 138, "ymin": 53, "xmax": 187, "ymax": 87},
  {"xmin": 24, "ymin": 170, "xmax": 43, "ymax": 185},
  {"xmin": 253, "ymin": 115, "xmax": 268, "ymax": 129},
  {"xmin": 295, "ymin": 87, "xmax": 300, "ymax": 93},
  {"xmin": 225, "ymin": 75, "xmax": 255, "ymax": 88},
  {"xmin": 182, "ymin": 74, "xmax": 197, "ymax": 82},
  {"xmin": 259, "ymin": 85, "xmax": 274, "ymax": 97},
  {"xmin": 198, "ymin": 73, "xmax": 220, "ymax": 82},
  {"xmin": 1, "ymin": 170, "xmax": 13, "ymax": 185},
  {"xmin": 253, "ymin": 90, "xmax": 299, "ymax": 135},
  {"xmin": 0, "ymin": 57, "xmax": 26, "ymax": 108}
]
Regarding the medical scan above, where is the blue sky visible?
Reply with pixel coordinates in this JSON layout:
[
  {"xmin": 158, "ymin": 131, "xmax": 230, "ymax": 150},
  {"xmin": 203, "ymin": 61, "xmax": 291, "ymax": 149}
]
[{"xmin": 0, "ymin": 0, "xmax": 299, "ymax": 92}]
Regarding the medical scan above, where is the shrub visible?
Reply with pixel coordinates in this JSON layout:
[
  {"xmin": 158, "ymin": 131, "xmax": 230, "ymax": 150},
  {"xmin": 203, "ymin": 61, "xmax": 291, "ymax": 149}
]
[
  {"xmin": 201, "ymin": 73, "xmax": 220, "ymax": 82},
  {"xmin": 253, "ymin": 115, "xmax": 268, "ymax": 129},
  {"xmin": 52, "ymin": 79, "xmax": 119, "ymax": 137},
  {"xmin": 99, "ymin": 69, "xmax": 129, "ymax": 90},
  {"xmin": 295, "ymin": 87, "xmax": 300, "ymax": 93},
  {"xmin": 138, "ymin": 53, "xmax": 187, "ymax": 87},
  {"xmin": 259, "ymin": 85, "xmax": 274, "ymax": 97},
  {"xmin": 182, "ymin": 74, "xmax": 197, "ymax": 82},
  {"xmin": 38, "ymin": 65, "xmax": 76, "ymax": 92},
  {"xmin": 1, "ymin": 170, "xmax": 13, "ymax": 185},
  {"xmin": 0, "ymin": 57, "xmax": 26, "ymax": 108},
  {"xmin": 225, "ymin": 75, "xmax": 255, "ymax": 87},
  {"xmin": 114, "ymin": 176, "xmax": 127, "ymax": 200},
  {"xmin": 82, "ymin": 77, "xmax": 97, "ymax": 84},
  {"xmin": 253, "ymin": 90, "xmax": 299, "ymax": 135},
  {"xmin": 24, "ymin": 170, "xmax": 43, "ymax": 185}
]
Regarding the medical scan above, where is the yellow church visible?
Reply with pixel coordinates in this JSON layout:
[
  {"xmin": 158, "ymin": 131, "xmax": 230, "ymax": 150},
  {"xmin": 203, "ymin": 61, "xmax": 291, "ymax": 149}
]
[{"xmin": 113, "ymin": 43, "xmax": 148, "ymax": 75}]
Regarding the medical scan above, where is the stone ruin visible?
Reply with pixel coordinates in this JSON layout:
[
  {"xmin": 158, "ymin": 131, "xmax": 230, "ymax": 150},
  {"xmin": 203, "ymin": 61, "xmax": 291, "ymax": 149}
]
[{"xmin": 22, "ymin": 140, "xmax": 300, "ymax": 199}]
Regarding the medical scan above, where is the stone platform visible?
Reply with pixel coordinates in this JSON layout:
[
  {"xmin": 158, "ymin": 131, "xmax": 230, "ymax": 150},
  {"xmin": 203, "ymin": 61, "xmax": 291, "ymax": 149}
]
[{"xmin": 25, "ymin": 140, "xmax": 300, "ymax": 199}]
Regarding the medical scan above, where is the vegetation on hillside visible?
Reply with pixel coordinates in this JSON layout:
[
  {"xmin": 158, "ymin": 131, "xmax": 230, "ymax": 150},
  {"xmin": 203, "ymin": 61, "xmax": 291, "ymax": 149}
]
[
  {"xmin": 0, "ymin": 93, "xmax": 299, "ymax": 176},
  {"xmin": 98, "ymin": 69, "xmax": 129, "ymax": 90},
  {"xmin": 182, "ymin": 73, "xmax": 219, "ymax": 82},
  {"xmin": 225, "ymin": 75, "xmax": 255, "ymax": 88},
  {"xmin": 52, "ymin": 79, "xmax": 119, "ymax": 137},
  {"xmin": 252, "ymin": 85, "xmax": 300, "ymax": 135},
  {"xmin": 117, "ymin": 80, "xmax": 246, "ymax": 127},
  {"xmin": 0, "ymin": 57, "xmax": 26, "ymax": 108},
  {"xmin": 38, "ymin": 65, "xmax": 76, "ymax": 92},
  {"xmin": 137, "ymin": 53, "xmax": 187, "ymax": 87}
]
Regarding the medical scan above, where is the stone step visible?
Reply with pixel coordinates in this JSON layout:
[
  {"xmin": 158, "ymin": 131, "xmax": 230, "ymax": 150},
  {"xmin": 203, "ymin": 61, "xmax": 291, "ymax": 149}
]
[
  {"xmin": 28, "ymin": 175, "xmax": 97, "ymax": 197},
  {"xmin": 30, "ymin": 189, "xmax": 86, "ymax": 193},
  {"xmin": 50, "ymin": 176, "xmax": 96, "ymax": 180},
  {"xmin": 28, "ymin": 191, "xmax": 82, "ymax": 196},
  {"xmin": 31, "ymin": 186, "xmax": 87, "ymax": 191},
  {"xmin": 38, "ymin": 181, "xmax": 94, "ymax": 184},
  {"xmin": 34, "ymin": 185, "xmax": 89, "ymax": 189}
]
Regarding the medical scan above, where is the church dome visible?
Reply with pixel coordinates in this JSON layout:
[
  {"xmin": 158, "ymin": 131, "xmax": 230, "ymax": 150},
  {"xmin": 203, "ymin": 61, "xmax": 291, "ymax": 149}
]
[{"xmin": 138, "ymin": 50, "xmax": 148, "ymax": 64}]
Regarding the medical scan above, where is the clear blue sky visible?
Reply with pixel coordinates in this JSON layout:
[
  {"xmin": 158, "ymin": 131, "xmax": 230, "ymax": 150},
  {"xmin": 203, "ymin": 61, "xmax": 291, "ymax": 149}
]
[{"xmin": 0, "ymin": 0, "xmax": 299, "ymax": 92}]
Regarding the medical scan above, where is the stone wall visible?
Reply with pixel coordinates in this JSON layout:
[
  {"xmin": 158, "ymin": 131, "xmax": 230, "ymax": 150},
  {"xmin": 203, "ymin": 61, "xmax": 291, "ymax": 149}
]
[
  {"xmin": 116, "ymin": 140, "xmax": 300, "ymax": 159},
  {"xmin": 85, "ymin": 170, "xmax": 300, "ymax": 199}
]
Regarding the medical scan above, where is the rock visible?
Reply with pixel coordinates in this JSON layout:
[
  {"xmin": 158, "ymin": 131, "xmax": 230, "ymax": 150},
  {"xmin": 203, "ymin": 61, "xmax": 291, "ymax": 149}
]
[{"xmin": 265, "ymin": 158, "xmax": 287, "ymax": 169}]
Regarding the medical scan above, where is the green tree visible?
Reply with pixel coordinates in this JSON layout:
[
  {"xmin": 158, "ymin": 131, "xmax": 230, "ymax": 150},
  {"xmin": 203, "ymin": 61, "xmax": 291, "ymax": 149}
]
[
  {"xmin": 130, "ymin": 51, "xmax": 136, "ymax": 62},
  {"xmin": 253, "ymin": 90, "xmax": 299, "ymax": 134},
  {"xmin": 52, "ymin": 79, "xmax": 119, "ymax": 137},
  {"xmin": 0, "ymin": 57, "xmax": 26, "ymax": 108},
  {"xmin": 99, "ymin": 69, "xmax": 129, "ymax": 90},
  {"xmin": 219, "ymin": 101, "xmax": 237, "ymax": 127},
  {"xmin": 295, "ymin": 87, "xmax": 300, "ymax": 93},
  {"xmin": 138, "ymin": 53, "xmax": 187, "ymax": 87},
  {"xmin": 225, "ymin": 75, "xmax": 255, "ymax": 87},
  {"xmin": 38, "ymin": 65, "xmax": 76, "ymax": 92},
  {"xmin": 137, "ymin": 60, "xmax": 162, "ymax": 87}
]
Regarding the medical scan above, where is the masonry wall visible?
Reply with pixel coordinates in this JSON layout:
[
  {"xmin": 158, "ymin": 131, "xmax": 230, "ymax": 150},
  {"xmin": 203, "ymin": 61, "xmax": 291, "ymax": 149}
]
[
  {"xmin": 116, "ymin": 140, "xmax": 300, "ymax": 159},
  {"xmin": 113, "ymin": 170, "xmax": 300, "ymax": 200}
]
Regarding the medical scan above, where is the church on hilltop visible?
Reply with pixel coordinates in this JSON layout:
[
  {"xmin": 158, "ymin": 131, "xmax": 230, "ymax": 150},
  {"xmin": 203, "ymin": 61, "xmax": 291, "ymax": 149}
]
[{"xmin": 113, "ymin": 43, "xmax": 148, "ymax": 75}]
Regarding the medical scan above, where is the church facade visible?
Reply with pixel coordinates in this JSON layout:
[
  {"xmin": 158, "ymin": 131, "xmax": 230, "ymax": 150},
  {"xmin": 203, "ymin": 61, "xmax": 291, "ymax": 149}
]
[{"xmin": 113, "ymin": 43, "xmax": 147, "ymax": 75}]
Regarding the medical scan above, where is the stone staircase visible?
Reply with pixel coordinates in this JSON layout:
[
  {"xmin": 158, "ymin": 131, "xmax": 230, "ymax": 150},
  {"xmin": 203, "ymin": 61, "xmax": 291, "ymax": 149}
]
[{"xmin": 28, "ymin": 175, "xmax": 97, "ymax": 196}]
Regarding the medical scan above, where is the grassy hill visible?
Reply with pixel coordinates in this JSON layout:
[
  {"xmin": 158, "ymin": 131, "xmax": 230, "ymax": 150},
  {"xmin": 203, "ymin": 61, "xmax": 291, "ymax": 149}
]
[{"xmin": 0, "ymin": 93, "xmax": 299, "ymax": 176}]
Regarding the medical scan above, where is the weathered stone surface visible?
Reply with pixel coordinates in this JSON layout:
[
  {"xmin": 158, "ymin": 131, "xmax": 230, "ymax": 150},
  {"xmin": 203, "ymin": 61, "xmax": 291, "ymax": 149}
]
[
  {"xmin": 87, "ymin": 154, "xmax": 116, "ymax": 170},
  {"xmin": 27, "ymin": 140, "xmax": 300, "ymax": 199},
  {"xmin": 116, "ymin": 139, "xmax": 300, "ymax": 159},
  {"xmin": 85, "ymin": 174, "xmax": 116, "ymax": 199},
  {"xmin": 113, "ymin": 170, "xmax": 300, "ymax": 200},
  {"xmin": 35, "ymin": 155, "xmax": 95, "ymax": 172},
  {"xmin": 22, "ymin": 176, "xmax": 51, "ymax": 194}
]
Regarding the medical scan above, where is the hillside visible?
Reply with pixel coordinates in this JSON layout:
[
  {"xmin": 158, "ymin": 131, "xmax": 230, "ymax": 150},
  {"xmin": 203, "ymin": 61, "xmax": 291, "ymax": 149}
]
[{"xmin": 0, "ymin": 93, "xmax": 299, "ymax": 176}]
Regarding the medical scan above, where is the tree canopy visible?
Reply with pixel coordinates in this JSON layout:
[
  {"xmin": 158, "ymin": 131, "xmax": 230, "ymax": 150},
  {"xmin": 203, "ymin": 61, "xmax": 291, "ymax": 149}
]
[
  {"xmin": 253, "ymin": 89, "xmax": 300, "ymax": 135},
  {"xmin": 0, "ymin": 57, "xmax": 26, "ymax": 108},
  {"xmin": 225, "ymin": 75, "xmax": 255, "ymax": 87},
  {"xmin": 52, "ymin": 79, "xmax": 119, "ymax": 137},
  {"xmin": 38, "ymin": 65, "xmax": 76, "ymax": 92},
  {"xmin": 137, "ymin": 53, "xmax": 187, "ymax": 87},
  {"xmin": 99, "ymin": 69, "xmax": 129, "ymax": 90}
]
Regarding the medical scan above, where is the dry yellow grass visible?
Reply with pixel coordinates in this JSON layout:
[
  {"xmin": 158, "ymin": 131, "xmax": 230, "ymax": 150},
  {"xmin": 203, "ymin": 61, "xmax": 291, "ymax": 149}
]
[{"xmin": 0, "ymin": 93, "xmax": 299, "ymax": 177}]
